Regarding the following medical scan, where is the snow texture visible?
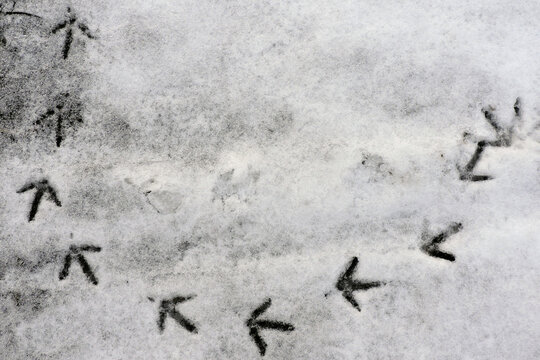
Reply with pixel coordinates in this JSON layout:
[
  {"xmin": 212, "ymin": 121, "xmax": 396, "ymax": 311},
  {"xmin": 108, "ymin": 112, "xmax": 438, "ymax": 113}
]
[{"xmin": 1, "ymin": 0, "xmax": 539, "ymax": 359}]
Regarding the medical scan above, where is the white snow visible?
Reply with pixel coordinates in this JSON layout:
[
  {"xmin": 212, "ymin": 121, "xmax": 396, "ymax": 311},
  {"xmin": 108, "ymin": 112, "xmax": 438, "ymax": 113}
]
[{"xmin": 0, "ymin": 0, "xmax": 539, "ymax": 359}]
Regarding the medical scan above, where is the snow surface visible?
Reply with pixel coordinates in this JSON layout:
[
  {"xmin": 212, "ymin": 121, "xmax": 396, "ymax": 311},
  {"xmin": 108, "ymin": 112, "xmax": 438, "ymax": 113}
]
[{"xmin": 1, "ymin": 0, "xmax": 539, "ymax": 359}]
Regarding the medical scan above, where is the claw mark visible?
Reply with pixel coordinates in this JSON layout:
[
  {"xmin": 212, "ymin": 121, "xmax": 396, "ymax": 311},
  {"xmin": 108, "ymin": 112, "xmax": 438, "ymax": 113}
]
[
  {"xmin": 459, "ymin": 98, "xmax": 521, "ymax": 181},
  {"xmin": 52, "ymin": 7, "xmax": 95, "ymax": 59},
  {"xmin": 58, "ymin": 244, "xmax": 101, "ymax": 285},
  {"xmin": 34, "ymin": 92, "xmax": 83, "ymax": 147},
  {"xmin": 17, "ymin": 178, "xmax": 61, "ymax": 221},
  {"xmin": 246, "ymin": 298, "xmax": 294, "ymax": 356},
  {"xmin": 335, "ymin": 257, "xmax": 384, "ymax": 312},
  {"xmin": 0, "ymin": 1, "xmax": 41, "ymax": 18},
  {"xmin": 0, "ymin": 1, "xmax": 41, "ymax": 45},
  {"xmin": 156, "ymin": 295, "xmax": 198, "ymax": 334},
  {"xmin": 421, "ymin": 222, "xmax": 462, "ymax": 262}
]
